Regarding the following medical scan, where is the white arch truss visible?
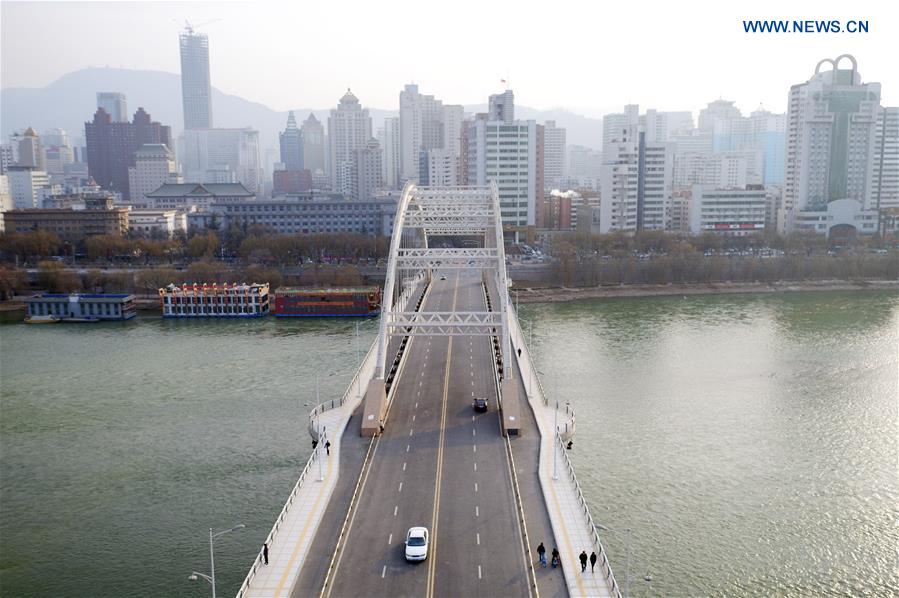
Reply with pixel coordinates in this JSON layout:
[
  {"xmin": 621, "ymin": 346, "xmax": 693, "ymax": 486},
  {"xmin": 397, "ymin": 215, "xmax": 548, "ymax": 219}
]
[{"xmin": 376, "ymin": 182, "xmax": 511, "ymax": 380}]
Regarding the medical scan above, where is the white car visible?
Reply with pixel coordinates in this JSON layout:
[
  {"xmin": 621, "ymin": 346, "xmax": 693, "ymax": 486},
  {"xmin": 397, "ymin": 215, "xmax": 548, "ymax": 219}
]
[
  {"xmin": 405, "ymin": 526, "xmax": 429, "ymax": 561},
  {"xmin": 439, "ymin": 274, "xmax": 447, "ymax": 281}
]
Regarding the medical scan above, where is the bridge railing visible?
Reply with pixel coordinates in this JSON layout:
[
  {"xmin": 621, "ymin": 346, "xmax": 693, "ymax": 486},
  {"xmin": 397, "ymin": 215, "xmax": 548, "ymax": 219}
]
[
  {"xmin": 236, "ymin": 337, "xmax": 378, "ymax": 598},
  {"xmin": 507, "ymin": 304, "xmax": 621, "ymax": 598},
  {"xmin": 308, "ymin": 338, "xmax": 379, "ymax": 438}
]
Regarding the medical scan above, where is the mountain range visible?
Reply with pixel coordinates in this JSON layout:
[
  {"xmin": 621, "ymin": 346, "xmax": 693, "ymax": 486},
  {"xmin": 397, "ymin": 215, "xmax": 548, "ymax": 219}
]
[{"xmin": 1, "ymin": 68, "xmax": 604, "ymax": 153}]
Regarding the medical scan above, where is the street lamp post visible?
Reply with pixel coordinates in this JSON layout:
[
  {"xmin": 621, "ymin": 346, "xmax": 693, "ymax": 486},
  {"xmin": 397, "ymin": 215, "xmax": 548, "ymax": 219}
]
[
  {"xmin": 594, "ymin": 524, "xmax": 635, "ymax": 598},
  {"xmin": 188, "ymin": 524, "xmax": 245, "ymax": 598}
]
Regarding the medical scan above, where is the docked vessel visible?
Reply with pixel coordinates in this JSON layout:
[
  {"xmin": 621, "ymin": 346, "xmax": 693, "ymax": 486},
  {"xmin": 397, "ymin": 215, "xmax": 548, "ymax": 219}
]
[
  {"xmin": 159, "ymin": 283, "xmax": 270, "ymax": 317},
  {"xmin": 24, "ymin": 314, "xmax": 61, "ymax": 324},
  {"xmin": 273, "ymin": 287, "xmax": 381, "ymax": 317},
  {"xmin": 24, "ymin": 294, "xmax": 136, "ymax": 322}
]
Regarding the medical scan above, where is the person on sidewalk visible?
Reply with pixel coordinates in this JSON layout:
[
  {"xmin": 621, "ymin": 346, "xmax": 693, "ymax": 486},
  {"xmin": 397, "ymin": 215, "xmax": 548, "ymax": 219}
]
[
  {"xmin": 537, "ymin": 542, "xmax": 546, "ymax": 567},
  {"xmin": 263, "ymin": 542, "xmax": 269, "ymax": 565},
  {"xmin": 590, "ymin": 551, "xmax": 597, "ymax": 572},
  {"xmin": 551, "ymin": 547, "xmax": 560, "ymax": 568},
  {"xmin": 325, "ymin": 440, "xmax": 331, "ymax": 456},
  {"xmin": 579, "ymin": 550, "xmax": 588, "ymax": 572}
]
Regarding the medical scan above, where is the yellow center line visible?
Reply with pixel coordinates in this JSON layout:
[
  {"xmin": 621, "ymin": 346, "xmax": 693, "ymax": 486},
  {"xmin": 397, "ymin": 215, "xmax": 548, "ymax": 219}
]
[
  {"xmin": 274, "ymin": 445, "xmax": 336, "ymax": 597},
  {"xmin": 426, "ymin": 272, "xmax": 460, "ymax": 598}
]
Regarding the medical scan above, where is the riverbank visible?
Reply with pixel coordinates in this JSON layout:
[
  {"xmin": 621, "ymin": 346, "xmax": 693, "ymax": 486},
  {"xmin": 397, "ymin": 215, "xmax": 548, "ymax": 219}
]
[{"xmin": 513, "ymin": 279, "xmax": 899, "ymax": 303}]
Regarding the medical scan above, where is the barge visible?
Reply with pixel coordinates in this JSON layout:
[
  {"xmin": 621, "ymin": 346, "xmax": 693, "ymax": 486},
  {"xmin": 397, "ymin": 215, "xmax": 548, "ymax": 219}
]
[
  {"xmin": 159, "ymin": 283, "xmax": 270, "ymax": 317},
  {"xmin": 273, "ymin": 287, "xmax": 381, "ymax": 317},
  {"xmin": 24, "ymin": 293, "xmax": 137, "ymax": 322}
]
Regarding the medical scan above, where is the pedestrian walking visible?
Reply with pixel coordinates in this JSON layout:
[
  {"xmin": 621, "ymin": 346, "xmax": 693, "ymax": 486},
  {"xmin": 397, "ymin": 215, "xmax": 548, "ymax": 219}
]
[
  {"xmin": 263, "ymin": 542, "xmax": 269, "ymax": 565},
  {"xmin": 551, "ymin": 547, "xmax": 560, "ymax": 568},
  {"xmin": 325, "ymin": 440, "xmax": 331, "ymax": 456},
  {"xmin": 579, "ymin": 550, "xmax": 588, "ymax": 572},
  {"xmin": 537, "ymin": 542, "xmax": 546, "ymax": 567},
  {"xmin": 590, "ymin": 551, "xmax": 597, "ymax": 572}
]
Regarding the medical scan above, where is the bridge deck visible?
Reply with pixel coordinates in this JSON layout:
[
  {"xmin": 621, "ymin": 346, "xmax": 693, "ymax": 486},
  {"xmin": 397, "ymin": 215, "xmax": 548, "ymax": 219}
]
[{"xmin": 243, "ymin": 272, "xmax": 615, "ymax": 598}]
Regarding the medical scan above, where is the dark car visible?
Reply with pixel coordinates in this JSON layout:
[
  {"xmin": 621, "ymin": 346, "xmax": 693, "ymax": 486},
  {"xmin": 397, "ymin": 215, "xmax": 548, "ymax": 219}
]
[{"xmin": 473, "ymin": 397, "xmax": 488, "ymax": 412}]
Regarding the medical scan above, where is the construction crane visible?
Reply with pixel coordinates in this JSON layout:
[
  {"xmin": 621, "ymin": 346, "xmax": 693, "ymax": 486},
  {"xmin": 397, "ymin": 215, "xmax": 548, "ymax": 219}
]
[{"xmin": 184, "ymin": 18, "xmax": 221, "ymax": 35}]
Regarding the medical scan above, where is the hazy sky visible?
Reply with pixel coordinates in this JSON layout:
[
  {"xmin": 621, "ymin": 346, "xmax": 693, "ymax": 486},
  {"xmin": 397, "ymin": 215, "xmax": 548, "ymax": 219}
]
[{"xmin": 1, "ymin": 0, "xmax": 896, "ymax": 116}]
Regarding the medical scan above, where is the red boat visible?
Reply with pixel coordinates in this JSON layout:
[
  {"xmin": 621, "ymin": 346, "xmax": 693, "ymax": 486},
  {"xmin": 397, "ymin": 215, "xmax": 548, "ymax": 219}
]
[{"xmin": 273, "ymin": 287, "xmax": 381, "ymax": 317}]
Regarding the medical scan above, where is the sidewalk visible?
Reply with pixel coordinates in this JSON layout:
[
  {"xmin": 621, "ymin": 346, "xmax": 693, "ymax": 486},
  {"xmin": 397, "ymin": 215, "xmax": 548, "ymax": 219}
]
[
  {"xmin": 529, "ymin": 397, "xmax": 615, "ymax": 597},
  {"xmin": 509, "ymin": 308, "xmax": 618, "ymax": 598},
  {"xmin": 242, "ymin": 402, "xmax": 356, "ymax": 598}
]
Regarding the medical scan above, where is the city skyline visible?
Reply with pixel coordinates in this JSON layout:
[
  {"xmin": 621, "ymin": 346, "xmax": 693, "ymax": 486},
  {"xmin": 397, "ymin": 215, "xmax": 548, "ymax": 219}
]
[{"xmin": 1, "ymin": 0, "xmax": 896, "ymax": 117}]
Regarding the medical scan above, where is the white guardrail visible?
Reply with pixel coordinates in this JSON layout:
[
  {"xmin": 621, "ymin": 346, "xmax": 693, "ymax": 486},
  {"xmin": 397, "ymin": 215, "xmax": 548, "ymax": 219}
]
[
  {"xmin": 235, "ymin": 338, "xmax": 379, "ymax": 598},
  {"xmin": 507, "ymin": 305, "xmax": 622, "ymax": 598}
]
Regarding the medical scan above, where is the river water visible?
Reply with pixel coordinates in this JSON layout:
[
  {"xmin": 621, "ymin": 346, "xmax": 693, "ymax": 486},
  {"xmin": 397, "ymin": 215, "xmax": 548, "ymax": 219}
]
[{"xmin": 1, "ymin": 291, "xmax": 896, "ymax": 597}]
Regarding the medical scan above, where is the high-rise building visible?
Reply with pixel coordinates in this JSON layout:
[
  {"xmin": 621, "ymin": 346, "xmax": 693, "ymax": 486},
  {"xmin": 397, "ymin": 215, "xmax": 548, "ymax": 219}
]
[
  {"xmin": 85, "ymin": 107, "xmax": 172, "ymax": 199},
  {"xmin": 179, "ymin": 28, "xmax": 213, "ymax": 130},
  {"xmin": 698, "ymin": 99, "xmax": 743, "ymax": 133},
  {"xmin": 96, "ymin": 92, "xmax": 128, "ymax": 122},
  {"xmin": 352, "ymin": 138, "xmax": 383, "ymax": 201},
  {"xmin": 11, "ymin": 128, "xmax": 45, "ymax": 171},
  {"xmin": 783, "ymin": 55, "xmax": 882, "ymax": 230},
  {"xmin": 696, "ymin": 100, "xmax": 786, "ymax": 185},
  {"xmin": 600, "ymin": 128, "xmax": 674, "ymax": 233},
  {"xmin": 420, "ymin": 149, "xmax": 459, "ymax": 187},
  {"xmin": 873, "ymin": 107, "xmax": 899, "ymax": 219},
  {"xmin": 443, "ymin": 105, "xmax": 465, "ymax": 157},
  {"xmin": 604, "ymin": 105, "xmax": 693, "ymax": 145},
  {"xmin": 7, "ymin": 167, "xmax": 51, "ymax": 209},
  {"xmin": 301, "ymin": 113, "xmax": 326, "ymax": 177},
  {"xmin": 128, "ymin": 144, "xmax": 182, "ymax": 206},
  {"xmin": 690, "ymin": 185, "xmax": 768, "ymax": 236},
  {"xmin": 673, "ymin": 150, "xmax": 763, "ymax": 189},
  {"xmin": 399, "ymin": 84, "xmax": 445, "ymax": 184},
  {"xmin": 602, "ymin": 105, "xmax": 640, "ymax": 146},
  {"xmin": 279, "ymin": 111, "xmax": 304, "ymax": 171},
  {"xmin": 328, "ymin": 89, "xmax": 372, "ymax": 196},
  {"xmin": 488, "ymin": 90, "xmax": 515, "ymax": 124},
  {"xmin": 381, "ymin": 117, "xmax": 401, "ymax": 189},
  {"xmin": 466, "ymin": 92, "xmax": 539, "ymax": 239},
  {"xmin": 42, "ymin": 129, "xmax": 75, "ymax": 175},
  {"xmin": 0, "ymin": 144, "xmax": 14, "ymax": 175},
  {"xmin": 543, "ymin": 121, "xmax": 566, "ymax": 191},
  {"xmin": 181, "ymin": 128, "xmax": 261, "ymax": 193}
]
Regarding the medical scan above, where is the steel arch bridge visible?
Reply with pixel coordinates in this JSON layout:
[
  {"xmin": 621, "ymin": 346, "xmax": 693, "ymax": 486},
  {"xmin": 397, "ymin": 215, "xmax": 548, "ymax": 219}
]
[
  {"xmin": 377, "ymin": 181, "xmax": 512, "ymax": 376},
  {"xmin": 360, "ymin": 182, "xmax": 514, "ymax": 434}
]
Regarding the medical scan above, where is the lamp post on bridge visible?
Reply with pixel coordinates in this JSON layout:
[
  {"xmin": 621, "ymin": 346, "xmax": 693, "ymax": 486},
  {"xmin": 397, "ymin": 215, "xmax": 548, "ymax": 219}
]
[
  {"xmin": 188, "ymin": 523, "xmax": 245, "ymax": 598},
  {"xmin": 593, "ymin": 524, "xmax": 652, "ymax": 598}
]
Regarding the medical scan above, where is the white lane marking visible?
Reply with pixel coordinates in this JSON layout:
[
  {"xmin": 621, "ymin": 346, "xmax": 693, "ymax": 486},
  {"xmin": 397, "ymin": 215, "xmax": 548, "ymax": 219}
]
[
  {"xmin": 471, "ymin": 392, "xmax": 475, "ymax": 397},
  {"xmin": 474, "ymin": 462, "xmax": 477, "ymax": 471},
  {"xmin": 398, "ymin": 482, "xmax": 403, "ymax": 492},
  {"xmin": 382, "ymin": 565, "xmax": 387, "ymax": 578},
  {"xmin": 409, "ymin": 428, "xmax": 413, "ymax": 436},
  {"xmin": 388, "ymin": 533, "xmax": 393, "ymax": 544},
  {"xmin": 415, "ymin": 402, "xmax": 418, "ymax": 408},
  {"xmin": 472, "ymin": 415, "xmax": 475, "ymax": 421},
  {"xmin": 477, "ymin": 533, "xmax": 481, "ymax": 545},
  {"xmin": 475, "ymin": 505, "xmax": 479, "ymax": 517},
  {"xmin": 412, "ymin": 414, "xmax": 416, "ymax": 422},
  {"xmin": 471, "ymin": 381, "xmax": 474, "ymax": 386},
  {"xmin": 394, "ymin": 505, "xmax": 398, "ymax": 516},
  {"xmin": 403, "ymin": 462, "xmax": 407, "ymax": 471},
  {"xmin": 473, "ymin": 445, "xmax": 477, "ymax": 453},
  {"xmin": 472, "ymin": 429, "xmax": 476, "ymax": 436},
  {"xmin": 478, "ymin": 565, "xmax": 482, "ymax": 579},
  {"xmin": 474, "ymin": 482, "xmax": 478, "ymax": 492},
  {"xmin": 406, "ymin": 444, "xmax": 410, "ymax": 453}
]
